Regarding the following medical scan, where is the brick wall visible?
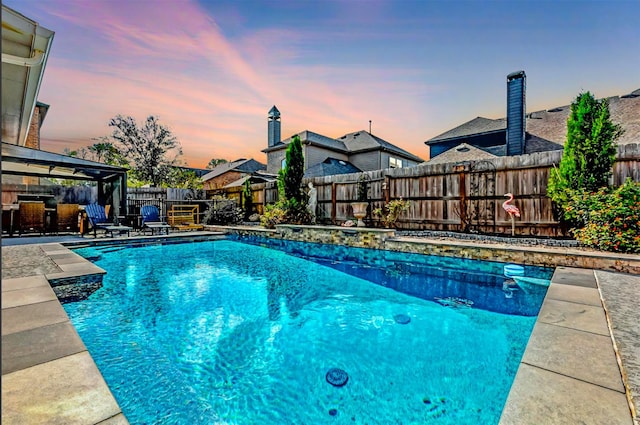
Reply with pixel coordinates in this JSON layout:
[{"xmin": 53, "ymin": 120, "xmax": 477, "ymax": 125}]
[{"xmin": 25, "ymin": 106, "xmax": 40, "ymax": 149}]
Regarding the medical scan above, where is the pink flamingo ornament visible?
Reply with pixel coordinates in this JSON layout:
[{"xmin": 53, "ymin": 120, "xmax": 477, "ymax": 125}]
[{"xmin": 502, "ymin": 193, "xmax": 520, "ymax": 236}]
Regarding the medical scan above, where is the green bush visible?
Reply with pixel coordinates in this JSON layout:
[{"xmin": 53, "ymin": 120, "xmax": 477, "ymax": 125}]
[
  {"xmin": 567, "ymin": 179, "xmax": 640, "ymax": 253},
  {"xmin": 373, "ymin": 198, "xmax": 410, "ymax": 228},
  {"xmin": 260, "ymin": 203, "xmax": 287, "ymax": 229},
  {"xmin": 203, "ymin": 196, "xmax": 243, "ymax": 225}
]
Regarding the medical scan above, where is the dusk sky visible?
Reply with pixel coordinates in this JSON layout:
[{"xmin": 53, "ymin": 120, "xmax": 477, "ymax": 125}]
[{"xmin": 7, "ymin": 0, "xmax": 639, "ymax": 168}]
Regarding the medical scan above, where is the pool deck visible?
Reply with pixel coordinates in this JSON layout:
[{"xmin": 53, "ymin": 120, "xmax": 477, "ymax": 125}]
[{"xmin": 1, "ymin": 232, "xmax": 638, "ymax": 424}]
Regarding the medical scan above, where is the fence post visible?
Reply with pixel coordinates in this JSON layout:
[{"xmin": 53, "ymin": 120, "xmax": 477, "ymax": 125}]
[
  {"xmin": 454, "ymin": 164, "xmax": 467, "ymax": 231},
  {"xmin": 384, "ymin": 175, "xmax": 390, "ymax": 204},
  {"xmin": 331, "ymin": 182, "xmax": 337, "ymax": 223}
]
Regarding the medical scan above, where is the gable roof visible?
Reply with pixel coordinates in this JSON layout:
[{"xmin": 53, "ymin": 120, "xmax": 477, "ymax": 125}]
[
  {"xmin": 223, "ymin": 174, "xmax": 275, "ymax": 188},
  {"xmin": 427, "ymin": 117, "xmax": 507, "ymax": 144},
  {"xmin": 339, "ymin": 130, "xmax": 424, "ymax": 162},
  {"xmin": 426, "ymin": 89, "xmax": 640, "ymax": 147},
  {"xmin": 263, "ymin": 130, "xmax": 348, "ymax": 153},
  {"xmin": 304, "ymin": 157, "xmax": 361, "ymax": 178},
  {"xmin": 201, "ymin": 158, "xmax": 266, "ymax": 181},
  {"xmin": 525, "ymin": 93, "xmax": 640, "ymax": 146},
  {"xmin": 424, "ymin": 143, "xmax": 498, "ymax": 164},
  {"xmin": 263, "ymin": 130, "xmax": 423, "ymax": 162}
]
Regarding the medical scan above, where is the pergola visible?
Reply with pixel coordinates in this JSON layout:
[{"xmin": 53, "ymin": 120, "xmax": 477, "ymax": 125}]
[{"xmin": 2, "ymin": 142, "xmax": 128, "ymax": 215}]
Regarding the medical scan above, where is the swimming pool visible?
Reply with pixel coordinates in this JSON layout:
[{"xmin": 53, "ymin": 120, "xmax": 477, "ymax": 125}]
[{"xmin": 68, "ymin": 238, "xmax": 552, "ymax": 424}]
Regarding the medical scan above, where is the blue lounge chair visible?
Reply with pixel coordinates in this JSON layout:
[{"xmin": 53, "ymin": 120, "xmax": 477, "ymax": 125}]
[
  {"xmin": 141, "ymin": 205, "xmax": 171, "ymax": 235},
  {"xmin": 85, "ymin": 203, "xmax": 111, "ymax": 237}
]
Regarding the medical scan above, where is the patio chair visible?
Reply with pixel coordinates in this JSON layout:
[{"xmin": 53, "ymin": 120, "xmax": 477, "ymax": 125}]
[
  {"xmin": 85, "ymin": 203, "xmax": 112, "ymax": 237},
  {"xmin": 56, "ymin": 204, "xmax": 79, "ymax": 234},
  {"xmin": 18, "ymin": 201, "xmax": 45, "ymax": 235},
  {"xmin": 141, "ymin": 205, "xmax": 171, "ymax": 235}
]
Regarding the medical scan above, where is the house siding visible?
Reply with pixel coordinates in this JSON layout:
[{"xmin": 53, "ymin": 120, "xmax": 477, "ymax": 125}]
[
  {"xmin": 349, "ymin": 151, "xmax": 381, "ymax": 171},
  {"xmin": 266, "ymin": 149, "xmax": 287, "ymax": 174},
  {"xmin": 305, "ymin": 145, "xmax": 347, "ymax": 169}
]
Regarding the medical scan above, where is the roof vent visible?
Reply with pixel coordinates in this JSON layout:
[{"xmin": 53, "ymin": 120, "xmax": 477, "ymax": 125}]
[
  {"xmin": 340, "ymin": 135, "xmax": 347, "ymax": 139},
  {"xmin": 547, "ymin": 107, "xmax": 563, "ymax": 112},
  {"xmin": 456, "ymin": 146, "xmax": 471, "ymax": 152},
  {"xmin": 353, "ymin": 132, "xmax": 360, "ymax": 138}
]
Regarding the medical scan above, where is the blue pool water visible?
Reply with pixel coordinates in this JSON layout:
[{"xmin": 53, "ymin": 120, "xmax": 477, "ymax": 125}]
[{"xmin": 68, "ymin": 238, "xmax": 552, "ymax": 425}]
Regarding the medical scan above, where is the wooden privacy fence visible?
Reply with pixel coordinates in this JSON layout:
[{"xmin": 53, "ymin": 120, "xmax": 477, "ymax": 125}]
[{"xmin": 222, "ymin": 143, "xmax": 639, "ymax": 237}]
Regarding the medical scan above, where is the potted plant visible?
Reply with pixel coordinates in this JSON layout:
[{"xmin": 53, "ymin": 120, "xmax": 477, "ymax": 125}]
[{"xmin": 350, "ymin": 175, "xmax": 369, "ymax": 227}]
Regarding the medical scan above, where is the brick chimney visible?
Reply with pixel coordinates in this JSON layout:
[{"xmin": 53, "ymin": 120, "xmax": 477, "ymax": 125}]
[{"xmin": 506, "ymin": 70, "xmax": 526, "ymax": 156}]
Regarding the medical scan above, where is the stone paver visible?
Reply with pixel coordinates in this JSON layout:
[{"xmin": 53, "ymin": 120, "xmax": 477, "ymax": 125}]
[
  {"xmin": 551, "ymin": 266, "xmax": 597, "ymax": 288},
  {"xmin": 2, "ymin": 300, "xmax": 70, "ymax": 336},
  {"xmin": 1, "ymin": 352, "xmax": 121, "ymax": 425},
  {"xmin": 522, "ymin": 321, "xmax": 625, "ymax": 392},
  {"xmin": 1, "ymin": 274, "xmax": 50, "ymax": 292},
  {"xmin": 544, "ymin": 283, "xmax": 602, "ymax": 306},
  {"xmin": 2, "ymin": 322, "xmax": 87, "ymax": 374},
  {"xmin": 1, "ymin": 284, "xmax": 57, "ymax": 309},
  {"xmin": 499, "ymin": 364, "xmax": 632, "ymax": 425},
  {"xmin": 537, "ymin": 297, "xmax": 610, "ymax": 335}
]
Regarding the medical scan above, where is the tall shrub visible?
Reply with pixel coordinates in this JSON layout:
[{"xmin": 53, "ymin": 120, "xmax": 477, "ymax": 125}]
[
  {"xmin": 242, "ymin": 178, "xmax": 252, "ymax": 220},
  {"xmin": 262, "ymin": 134, "xmax": 310, "ymax": 226},
  {"xmin": 282, "ymin": 135, "xmax": 305, "ymax": 203},
  {"xmin": 547, "ymin": 92, "xmax": 622, "ymax": 212}
]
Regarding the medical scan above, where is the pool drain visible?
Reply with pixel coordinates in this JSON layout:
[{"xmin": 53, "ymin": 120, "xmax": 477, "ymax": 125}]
[
  {"xmin": 329, "ymin": 408, "xmax": 338, "ymax": 416},
  {"xmin": 326, "ymin": 368, "xmax": 349, "ymax": 387},
  {"xmin": 394, "ymin": 314, "xmax": 411, "ymax": 324}
]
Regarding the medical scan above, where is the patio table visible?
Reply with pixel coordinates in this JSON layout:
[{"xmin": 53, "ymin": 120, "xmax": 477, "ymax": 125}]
[{"xmin": 102, "ymin": 225, "xmax": 132, "ymax": 238}]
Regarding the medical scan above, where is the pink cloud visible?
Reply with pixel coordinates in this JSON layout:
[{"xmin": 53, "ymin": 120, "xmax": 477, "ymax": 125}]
[{"xmin": 36, "ymin": 0, "xmax": 436, "ymax": 167}]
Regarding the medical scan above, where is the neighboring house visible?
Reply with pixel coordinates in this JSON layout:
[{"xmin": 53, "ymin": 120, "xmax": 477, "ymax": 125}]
[
  {"xmin": 426, "ymin": 143, "xmax": 498, "ymax": 165},
  {"xmin": 201, "ymin": 158, "xmax": 266, "ymax": 191},
  {"xmin": 262, "ymin": 105, "xmax": 424, "ymax": 177},
  {"xmin": 425, "ymin": 70, "xmax": 640, "ymax": 163},
  {"xmin": 173, "ymin": 165, "xmax": 209, "ymax": 178}
]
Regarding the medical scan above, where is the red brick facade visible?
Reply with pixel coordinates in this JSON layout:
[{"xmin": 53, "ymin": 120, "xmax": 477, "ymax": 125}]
[{"xmin": 203, "ymin": 171, "xmax": 244, "ymax": 191}]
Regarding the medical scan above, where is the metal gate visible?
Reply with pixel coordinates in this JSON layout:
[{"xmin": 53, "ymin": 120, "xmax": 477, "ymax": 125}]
[{"xmin": 468, "ymin": 160, "xmax": 496, "ymax": 234}]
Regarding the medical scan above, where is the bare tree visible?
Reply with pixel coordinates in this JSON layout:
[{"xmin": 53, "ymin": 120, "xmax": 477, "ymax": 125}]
[{"xmin": 108, "ymin": 115, "xmax": 182, "ymax": 186}]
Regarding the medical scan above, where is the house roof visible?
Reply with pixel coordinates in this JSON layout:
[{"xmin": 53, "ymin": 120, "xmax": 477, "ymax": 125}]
[
  {"xmin": 525, "ymin": 92, "xmax": 640, "ymax": 146},
  {"xmin": 263, "ymin": 130, "xmax": 348, "ymax": 153},
  {"xmin": 200, "ymin": 158, "xmax": 266, "ymax": 181},
  {"xmin": 426, "ymin": 89, "xmax": 640, "ymax": 147},
  {"xmin": 427, "ymin": 117, "xmax": 507, "ymax": 144},
  {"xmin": 339, "ymin": 130, "xmax": 424, "ymax": 162},
  {"xmin": 304, "ymin": 157, "xmax": 361, "ymax": 178},
  {"xmin": 223, "ymin": 174, "xmax": 274, "ymax": 188},
  {"xmin": 2, "ymin": 5, "xmax": 55, "ymax": 146},
  {"xmin": 424, "ymin": 143, "xmax": 498, "ymax": 165},
  {"xmin": 264, "ymin": 129, "xmax": 424, "ymax": 163}
]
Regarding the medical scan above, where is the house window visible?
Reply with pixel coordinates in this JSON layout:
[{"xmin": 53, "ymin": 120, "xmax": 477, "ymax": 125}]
[
  {"xmin": 281, "ymin": 158, "xmax": 286, "ymax": 169},
  {"xmin": 389, "ymin": 157, "xmax": 403, "ymax": 168}
]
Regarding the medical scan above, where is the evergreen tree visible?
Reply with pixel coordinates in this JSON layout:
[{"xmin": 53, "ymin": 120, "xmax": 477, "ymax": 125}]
[
  {"xmin": 242, "ymin": 177, "xmax": 253, "ymax": 219},
  {"xmin": 282, "ymin": 135, "xmax": 305, "ymax": 203},
  {"xmin": 548, "ymin": 91, "xmax": 622, "ymax": 212}
]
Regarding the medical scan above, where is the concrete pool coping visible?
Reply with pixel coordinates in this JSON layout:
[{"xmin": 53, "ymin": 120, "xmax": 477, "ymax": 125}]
[{"xmin": 1, "ymin": 232, "xmax": 638, "ymax": 424}]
